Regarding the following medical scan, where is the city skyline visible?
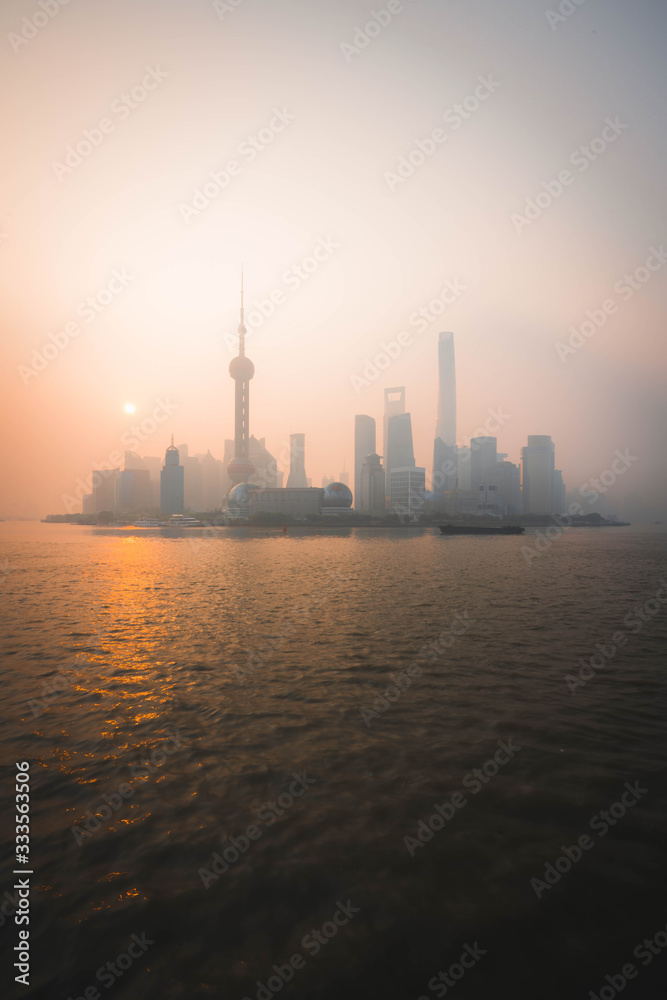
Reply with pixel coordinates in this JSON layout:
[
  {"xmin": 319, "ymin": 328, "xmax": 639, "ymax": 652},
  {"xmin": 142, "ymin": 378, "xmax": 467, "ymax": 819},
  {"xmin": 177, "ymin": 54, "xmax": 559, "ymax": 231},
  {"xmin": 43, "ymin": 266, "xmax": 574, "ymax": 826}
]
[
  {"xmin": 65, "ymin": 311, "xmax": 610, "ymax": 523},
  {"xmin": 35, "ymin": 317, "xmax": 649, "ymax": 519}
]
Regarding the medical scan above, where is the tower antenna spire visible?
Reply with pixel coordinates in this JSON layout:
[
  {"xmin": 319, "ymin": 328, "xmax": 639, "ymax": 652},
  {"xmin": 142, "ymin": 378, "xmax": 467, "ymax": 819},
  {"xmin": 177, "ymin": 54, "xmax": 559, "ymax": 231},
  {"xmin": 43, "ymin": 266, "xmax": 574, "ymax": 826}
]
[{"xmin": 238, "ymin": 264, "xmax": 246, "ymax": 356}]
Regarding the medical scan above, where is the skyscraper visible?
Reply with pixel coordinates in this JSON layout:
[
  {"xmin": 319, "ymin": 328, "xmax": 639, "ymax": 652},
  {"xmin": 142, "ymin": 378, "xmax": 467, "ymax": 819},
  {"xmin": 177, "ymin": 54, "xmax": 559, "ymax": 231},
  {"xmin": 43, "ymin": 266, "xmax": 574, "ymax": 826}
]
[
  {"xmin": 160, "ymin": 439, "xmax": 185, "ymax": 515},
  {"xmin": 115, "ymin": 469, "xmax": 152, "ymax": 513},
  {"xmin": 177, "ymin": 443, "xmax": 204, "ymax": 510},
  {"xmin": 552, "ymin": 469, "xmax": 566, "ymax": 513},
  {"xmin": 383, "ymin": 387, "xmax": 406, "ymax": 495},
  {"xmin": 433, "ymin": 332, "xmax": 457, "ymax": 494},
  {"xmin": 201, "ymin": 450, "xmax": 225, "ymax": 511},
  {"xmin": 227, "ymin": 269, "xmax": 256, "ymax": 487},
  {"xmin": 389, "ymin": 467, "xmax": 426, "ymax": 520},
  {"xmin": 286, "ymin": 433, "xmax": 307, "ymax": 488},
  {"xmin": 249, "ymin": 436, "xmax": 280, "ymax": 490},
  {"xmin": 386, "ymin": 412, "xmax": 415, "ymax": 474},
  {"xmin": 354, "ymin": 415, "xmax": 376, "ymax": 509},
  {"xmin": 470, "ymin": 436, "xmax": 498, "ymax": 489},
  {"xmin": 92, "ymin": 468, "xmax": 119, "ymax": 513},
  {"xmin": 484, "ymin": 461, "xmax": 522, "ymax": 515},
  {"xmin": 359, "ymin": 453, "xmax": 385, "ymax": 516},
  {"xmin": 522, "ymin": 435, "xmax": 556, "ymax": 513}
]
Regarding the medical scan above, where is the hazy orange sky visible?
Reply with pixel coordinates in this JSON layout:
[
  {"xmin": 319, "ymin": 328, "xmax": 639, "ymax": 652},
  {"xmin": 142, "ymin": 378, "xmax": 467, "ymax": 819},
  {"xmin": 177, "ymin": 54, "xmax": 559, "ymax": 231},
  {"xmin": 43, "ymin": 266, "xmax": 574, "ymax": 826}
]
[{"xmin": 2, "ymin": 0, "xmax": 666, "ymax": 518}]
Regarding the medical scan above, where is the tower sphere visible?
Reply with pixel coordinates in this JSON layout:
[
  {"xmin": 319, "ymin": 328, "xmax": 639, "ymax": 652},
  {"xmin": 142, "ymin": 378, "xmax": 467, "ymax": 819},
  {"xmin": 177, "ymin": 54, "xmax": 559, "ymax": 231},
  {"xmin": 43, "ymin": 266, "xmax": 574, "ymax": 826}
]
[
  {"xmin": 227, "ymin": 456, "xmax": 256, "ymax": 481},
  {"xmin": 229, "ymin": 355, "xmax": 255, "ymax": 380}
]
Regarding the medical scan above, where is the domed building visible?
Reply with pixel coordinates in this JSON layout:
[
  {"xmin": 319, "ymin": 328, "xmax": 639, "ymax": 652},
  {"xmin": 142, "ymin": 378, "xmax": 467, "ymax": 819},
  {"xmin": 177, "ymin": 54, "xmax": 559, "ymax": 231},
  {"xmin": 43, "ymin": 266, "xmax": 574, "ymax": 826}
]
[
  {"xmin": 320, "ymin": 481, "xmax": 354, "ymax": 515},
  {"xmin": 226, "ymin": 482, "xmax": 261, "ymax": 518}
]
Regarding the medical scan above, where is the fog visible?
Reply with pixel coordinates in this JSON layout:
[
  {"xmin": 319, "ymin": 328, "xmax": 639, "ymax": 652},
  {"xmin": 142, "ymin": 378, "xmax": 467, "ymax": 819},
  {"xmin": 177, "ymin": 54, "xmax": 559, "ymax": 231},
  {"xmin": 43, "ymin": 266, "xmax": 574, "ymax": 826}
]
[{"xmin": 1, "ymin": 0, "xmax": 665, "ymax": 520}]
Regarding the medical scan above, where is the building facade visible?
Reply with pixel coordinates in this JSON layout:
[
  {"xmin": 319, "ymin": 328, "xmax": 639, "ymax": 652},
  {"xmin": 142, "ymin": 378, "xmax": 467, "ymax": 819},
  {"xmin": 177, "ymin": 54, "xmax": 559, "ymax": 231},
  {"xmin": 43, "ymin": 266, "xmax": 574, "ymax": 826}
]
[
  {"xmin": 359, "ymin": 453, "xmax": 386, "ymax": 516},
  {"xmin": 354, "ymin": 414, "xmax": 376, "ymax": 509},
  {"xmin": 484, "ymin": 461, "xmax": 522, "ymax": 515},
  {"xmin": 160, "ymin": 441, "xmax": 185, "ymax": 515},
  {"xmin": 115, "ymin": 469, "xmax": 152, "ymax": 512},
  {"xmin": 383, "ymin": 386, "xmax": 405, "ymax": 497},
  {"xmin": 248, "ymin": 487, "xmax": 323, "ymax": 520},
  {"xmin": 389, "ymin": 466, "xmax": 426, "ymax": 520},
  {"xmin": 386, "ymin": 413, "xmax": 415, "ymax": 476},
  {"xmin": 92, "ymin": 468, "xmax": 119, "ymax": 513},
  {"xmin": 522, "ymin": 435, "xmax": 556, "ymax": 514},
  {"xmin": 470, "ymin": 436, "xmax": 498, "ymax": 490},
  {"xmin": 286, "ymin": 433, "xmax": 308, "ymax": 488},
  {"xmin": 432, "ymin": 332, "xmax": 458, "ymax": 495}
]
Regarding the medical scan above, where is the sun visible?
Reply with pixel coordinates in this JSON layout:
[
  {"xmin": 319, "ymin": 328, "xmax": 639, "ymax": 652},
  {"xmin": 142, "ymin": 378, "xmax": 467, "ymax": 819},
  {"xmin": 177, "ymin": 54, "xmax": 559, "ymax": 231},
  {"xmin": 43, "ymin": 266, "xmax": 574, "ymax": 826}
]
[{"xmin": 124, "ymin": 403, "xmax": 136, "ymax": 415}]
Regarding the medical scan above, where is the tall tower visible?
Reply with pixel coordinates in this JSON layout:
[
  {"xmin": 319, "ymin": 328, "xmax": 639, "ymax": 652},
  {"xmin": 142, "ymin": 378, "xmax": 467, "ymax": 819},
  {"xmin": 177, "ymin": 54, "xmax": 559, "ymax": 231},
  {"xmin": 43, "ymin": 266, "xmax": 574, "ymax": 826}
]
[
  {"xmin": 286, "ymin": 433, "xmax": 307, "ymax": 488},
  {"xmin": 227, "ymin": 269, "xmax": 256, "ymax": 487},
  {"xmin": 433, "ymin": 332, "xmax": 457, "ymax": 494}
]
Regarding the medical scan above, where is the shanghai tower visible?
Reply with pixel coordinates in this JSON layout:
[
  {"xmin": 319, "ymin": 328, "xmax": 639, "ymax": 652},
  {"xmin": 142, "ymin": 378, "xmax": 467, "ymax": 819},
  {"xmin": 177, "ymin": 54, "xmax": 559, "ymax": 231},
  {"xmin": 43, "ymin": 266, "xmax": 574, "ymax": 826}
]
[
  {"xmin": 432, "ymin": 331, "xmax": 457, "ymax": 495},
  {"xmin": 227, "ymin": 269, "xmax": 256, "ymax": 487}
]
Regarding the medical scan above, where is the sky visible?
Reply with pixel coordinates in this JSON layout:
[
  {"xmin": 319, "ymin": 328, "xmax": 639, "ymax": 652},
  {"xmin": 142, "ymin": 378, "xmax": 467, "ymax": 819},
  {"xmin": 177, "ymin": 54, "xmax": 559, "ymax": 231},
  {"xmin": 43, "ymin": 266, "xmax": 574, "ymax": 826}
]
[{"xmin": 1, "ymin": 0, "xmax": 666, "ymax": 519}]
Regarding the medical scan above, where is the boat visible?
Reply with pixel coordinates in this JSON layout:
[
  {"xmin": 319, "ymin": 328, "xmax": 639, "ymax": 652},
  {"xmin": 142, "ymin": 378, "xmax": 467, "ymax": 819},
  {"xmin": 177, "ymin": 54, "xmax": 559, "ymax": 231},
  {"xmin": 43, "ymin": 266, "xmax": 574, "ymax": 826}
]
[
  {"xmin": 134, "ymin": 518, "xmax": 163, "ymax": 527},
  {"xmin": 165, "ymin": 515, "xmax": 204, "ymax": 527},
  {"xmin": 439, "ymin": 523, "xmax": 525, "ymax": 535}
]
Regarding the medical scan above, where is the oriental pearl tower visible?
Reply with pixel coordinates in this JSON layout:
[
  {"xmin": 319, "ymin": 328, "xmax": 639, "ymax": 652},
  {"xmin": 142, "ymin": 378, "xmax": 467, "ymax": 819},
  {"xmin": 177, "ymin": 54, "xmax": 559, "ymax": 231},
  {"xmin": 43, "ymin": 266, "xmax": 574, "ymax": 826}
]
[{"xmin": 227, "ymin": 269, "xmax": 256, "ymax": 487}]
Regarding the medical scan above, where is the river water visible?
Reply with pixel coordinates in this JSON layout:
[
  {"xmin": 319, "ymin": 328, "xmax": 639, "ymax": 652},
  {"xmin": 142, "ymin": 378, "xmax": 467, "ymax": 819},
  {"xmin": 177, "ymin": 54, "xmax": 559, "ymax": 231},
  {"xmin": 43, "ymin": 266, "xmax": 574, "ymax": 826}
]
[{"xmin": 1, "ymin": 522, "xmax": 666, "ymax": 1000}]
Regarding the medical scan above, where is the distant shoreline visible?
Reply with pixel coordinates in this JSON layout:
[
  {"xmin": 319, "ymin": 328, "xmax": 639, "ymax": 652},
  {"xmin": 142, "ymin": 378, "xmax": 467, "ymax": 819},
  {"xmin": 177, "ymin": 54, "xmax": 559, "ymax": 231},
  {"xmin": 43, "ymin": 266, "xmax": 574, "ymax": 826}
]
[{"xmin": 36, "ymin": 517, "xmax": 633, "ymax": 531}]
